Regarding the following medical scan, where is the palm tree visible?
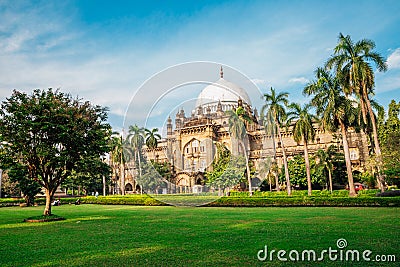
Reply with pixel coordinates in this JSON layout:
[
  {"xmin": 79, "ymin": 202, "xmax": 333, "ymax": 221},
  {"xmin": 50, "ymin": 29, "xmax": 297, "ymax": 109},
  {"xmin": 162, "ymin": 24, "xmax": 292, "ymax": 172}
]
[
  {"xmin": 261, "ymin": 87, "xmax": 292, "ymax": 195},
  {"xmin": 304, "ymin": 68, "xmax": 357, "ymax": 196},
  {"xmin": 287, "ymin": 103, "xmax": 317, "ymax": 196},
  {"xmin": 227, "ymin": 106, "xmax": 253, "ymax": 195},
  {"xmin": 315, "ymin": 146, "xmax": 336, "ymax": 193},
  {"xmin": 326, "ymin": 33, "xmax": 388, "ymax": 191},
  {"xmin": 128, "ymin": 124, "xmax": 146, "ymax": 194},
  {"xmin": 145, "ymin": 128, "xmax": 161, "ymax": 161},
  {"xmin": 262, "ymin": 107, "xmax": 280, "ymax": 191},
  {"xmin": 109, "ymin": 133, "xmax": 132, "ymax": 195}
]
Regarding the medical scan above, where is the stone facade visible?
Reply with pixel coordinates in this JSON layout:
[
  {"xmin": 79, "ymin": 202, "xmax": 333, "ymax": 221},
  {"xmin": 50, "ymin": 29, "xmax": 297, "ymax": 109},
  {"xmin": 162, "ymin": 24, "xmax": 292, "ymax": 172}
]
[{"xmin": 120, "ymin": 71, "xmax": 369, "ymax": 193}]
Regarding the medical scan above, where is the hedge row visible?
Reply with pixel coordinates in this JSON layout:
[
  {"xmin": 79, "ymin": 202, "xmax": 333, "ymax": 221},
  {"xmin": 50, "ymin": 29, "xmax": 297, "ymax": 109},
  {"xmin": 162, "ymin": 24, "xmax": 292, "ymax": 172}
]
[
  {"xmin": 206, "ymin": 196, "xmax": 400, "ymax": 207},
  {"xmin": 80, "ymin": 195, "xmax": 166, "ymax": 206},
  {"xmin": 0, "ymin": 195, "xmax": 165, "ymax": 207},
  {"xmin": 228, "ymin": 189, "xmax": 381, "ymax": 198},
  {"xmin": 2, "ymin": 193, "xmax": 399, "ymax": 207}
]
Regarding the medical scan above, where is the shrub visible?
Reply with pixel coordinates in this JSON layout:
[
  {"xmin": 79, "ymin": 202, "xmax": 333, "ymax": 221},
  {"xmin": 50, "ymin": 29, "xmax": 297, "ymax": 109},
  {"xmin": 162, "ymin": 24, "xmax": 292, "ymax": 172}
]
[
  {"xmin": 228, "ymin": 190, "xmax": 350, "ymax": 198},
  {"xmin": 357, "ymin": 189, "xmax": 380, "ymax": 197},
  {"xmin": 376, "ymin": 190, "xmax": 400, "ymax": 197},
  {"xmin": 205, "ymin": 196, "xmax": 400, "ymax": 207},
  {"xmin": 80, "ymin": 195, "xmax": 166, "ymax": 206}
]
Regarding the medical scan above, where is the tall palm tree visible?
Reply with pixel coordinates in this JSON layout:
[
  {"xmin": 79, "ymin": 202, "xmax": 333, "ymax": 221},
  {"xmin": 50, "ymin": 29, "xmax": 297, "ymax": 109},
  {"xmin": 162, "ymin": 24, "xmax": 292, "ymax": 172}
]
[
  {"xmin": 109, "ymin": 133, "xmax": 132, "ymax": 195},
  {"xmin": 227, "ymin": 106, "xmax": 253, "ymax": 195},
  {"xmin": 326, "ymin": 33, "xmax": 388, "ymax": 191},
  {"xmin": 286, "ymin": 103, "xmax": 317, "ymax": 196},
  {"xmin": 261, "ymin": 87, "xmax": 292, "ymax": 195},
  {"xmin": 304, "ymin": 68, "xmax": 357, "ymax": 196},
  {"xmin": 315, "ymin": 146, "xmax": 336, "ymax": 193},
  {"xmin": 145, "ymin": 128, "xmax": 161, "ymax": 161},
  {"xmin": 262, "ymin": 107, "xmax": 280, "ymax": 191},
  {"xmin": 128, "ymin": 124, "xmax": 146, "ymax": 194}
]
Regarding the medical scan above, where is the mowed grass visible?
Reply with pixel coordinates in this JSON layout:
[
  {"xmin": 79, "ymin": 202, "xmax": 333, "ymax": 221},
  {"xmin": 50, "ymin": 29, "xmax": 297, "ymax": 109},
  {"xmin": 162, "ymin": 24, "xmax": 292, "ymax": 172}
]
[{"xmin": 0, "ymin": 205, "xmax": 398, "ymax": 267}]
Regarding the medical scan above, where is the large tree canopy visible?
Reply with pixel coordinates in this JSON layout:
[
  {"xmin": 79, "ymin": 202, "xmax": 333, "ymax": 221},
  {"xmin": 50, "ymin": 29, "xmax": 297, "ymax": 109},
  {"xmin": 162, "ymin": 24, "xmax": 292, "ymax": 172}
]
[{"xmin": 0, "ymin": 89, "xmax": 111, "ymax": 215}]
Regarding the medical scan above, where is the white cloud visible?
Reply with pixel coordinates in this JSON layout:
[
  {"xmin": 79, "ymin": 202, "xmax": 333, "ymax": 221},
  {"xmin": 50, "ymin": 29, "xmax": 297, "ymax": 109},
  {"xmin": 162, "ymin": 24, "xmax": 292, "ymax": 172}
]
[
  {"xmin": 250, "ymin": 78, "xmax": 267, "ymax": 86},
  {"xmin": 288, "ymin": 77, "xmax": 309, "ymax": 84},
  {"xmin": 387, "ymin": 48, "xmax": 400, "ymax": 69}
]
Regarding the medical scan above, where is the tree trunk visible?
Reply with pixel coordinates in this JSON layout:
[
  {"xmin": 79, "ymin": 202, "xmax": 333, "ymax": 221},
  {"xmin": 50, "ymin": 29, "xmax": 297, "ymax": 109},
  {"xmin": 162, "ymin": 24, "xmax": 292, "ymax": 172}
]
[
  {"xmin": 328, "ymin": 168, "xmax": 333, "ymax": 194},
  {"xmin": 136, "ymin": 150, "xmax": 143, "ymax": 194},
  {"xmin": 240, "ymin": 140, "xmax": 252, "ymax": 196},
  {"xmin": 364, "ymin": 89, "xmax": 385, "ymax": 192},
  {"xmin": 340, "ymin": 123, "xmax": 356, "ymax": 197},
  {"xmin": 274, "ymin": 172, "xmax": 280, "ymax": 192},
  {"xmin": 269, "ymin": 177, "xmax": 272, "ymax": 191},
  {"xmin": 120, "ymin": 160, "xmax": 125, "ymax": 196},
  {"xmin": 271, "ymin": 130, "xmax": 280, "ymax": 192},
  {"xmin": 276, "ymin": 122, "xmax": 291, "ymax": 196},
  {"xmin": 304, "ymin": 141, "xmax": 312, "ymax": 196},
  {"xmin": 0, "ymin": 169, "xmax": 2, "ymax": 198},
  {"xmin": 44, "ymin": 188, "xmax": 53, "ymax": 216},
  {"xmin": 102, "ymin": 175, "xmax": 106, "ymax": 196}
]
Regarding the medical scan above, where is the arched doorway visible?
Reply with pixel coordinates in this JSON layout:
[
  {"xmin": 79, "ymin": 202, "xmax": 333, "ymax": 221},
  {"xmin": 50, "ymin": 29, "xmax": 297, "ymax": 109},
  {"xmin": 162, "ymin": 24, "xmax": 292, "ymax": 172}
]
[
  {"xmin": 125, "ymin": 183, "xmax": 133, "ymax": 192},
  {"xmin": 176, "ymin": 172, "xmax": 192, "ymax": 193}
]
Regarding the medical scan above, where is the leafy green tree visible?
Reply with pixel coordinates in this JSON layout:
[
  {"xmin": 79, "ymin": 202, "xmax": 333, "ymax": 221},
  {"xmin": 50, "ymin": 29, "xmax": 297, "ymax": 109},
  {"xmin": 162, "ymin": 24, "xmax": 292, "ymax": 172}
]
[
  {"xmin": 326, "ymin": 33, "xmax": 388, "ymax": 191},
  {"xmin": 279, "ymin": 156, "xmax": 325, "ymax": 189},
  {"xmin": 0, "ymin": 89, "xmax": 111, "ymax": 215},
  {"xmin": 261, "ymin": 87, "xmax": 292, "ymax": 195},
  {"xmin": 0, "ymin": 171, "xmax": 19, "ymax": 197},
  {"xmin": 379, "ymin": 100, "xmax": 400, "ymax": 186},
  {"xmin": 206, "ymin": 143, "xmax": 231, "ymax": 193},
  {"xmin": 151, "ymin": 160, "xmax": 172, "ymax": 182},
  {"xmin": 279, "ymin": 155, "xmax": 306, "ymax": 189},
  {"xmin": 304, "ymin": 68, "xmax": 357, "ymax": 196},
  {"xmin": 206, "ymin": 154, "xmax": 246, "ymax": 194},
  {"xmin": 226, "ymin": 106, "xmax": 253, "ymax": 195},
  {"xmin": 287, "ymin": 103, "xmax": 317, "ymax": 196},
  {"xmin": 7, "ymin": 164, "xmax": 42, "ymax": 206},
  {"xmin": 218, "ymin": 156, "xmax": 247, "ymax": 192},
  {"xmin": 62, "ymin": 155, "xmax": 111, "ymax": 195},
  {"xmin": 136, "ymin": 161, "xmax": 165, "ymax": 193},
  {"xmin": 315, "ymin": 146, "xmax": 336, "ymax": 193},
  {"xmin": 258, "ymin": 158, "xmax": 276, "ymax": 191}
]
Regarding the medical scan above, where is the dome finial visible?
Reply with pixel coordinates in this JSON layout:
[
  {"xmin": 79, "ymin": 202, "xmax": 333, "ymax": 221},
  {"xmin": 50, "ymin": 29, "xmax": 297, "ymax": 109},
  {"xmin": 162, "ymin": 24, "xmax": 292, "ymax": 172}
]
[{"xmin": 220, "ymin": 66, "xmax": 223, "ymax": 78}]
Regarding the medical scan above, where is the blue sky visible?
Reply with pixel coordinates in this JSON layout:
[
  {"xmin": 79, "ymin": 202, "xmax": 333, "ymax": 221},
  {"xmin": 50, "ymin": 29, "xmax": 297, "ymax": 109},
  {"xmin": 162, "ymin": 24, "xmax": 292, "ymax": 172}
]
[{"xmin": 0, "ymin": 0, "xmax": 399, "ymax": 131}]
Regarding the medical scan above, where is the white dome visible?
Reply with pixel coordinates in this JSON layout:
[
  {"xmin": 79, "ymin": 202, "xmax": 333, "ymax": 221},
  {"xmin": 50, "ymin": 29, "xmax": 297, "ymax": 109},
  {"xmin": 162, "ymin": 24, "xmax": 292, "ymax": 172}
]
[{"xmin": 196, "ymin": 78, "xmax": 252, "ymax": 107}]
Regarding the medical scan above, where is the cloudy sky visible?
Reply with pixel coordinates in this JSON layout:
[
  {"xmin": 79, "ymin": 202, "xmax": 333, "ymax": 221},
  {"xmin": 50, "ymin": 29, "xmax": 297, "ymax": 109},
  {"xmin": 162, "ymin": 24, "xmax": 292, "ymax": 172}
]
[{"xmin": 1, "ymin": 0, "xmax": 399, "ymax": 131}]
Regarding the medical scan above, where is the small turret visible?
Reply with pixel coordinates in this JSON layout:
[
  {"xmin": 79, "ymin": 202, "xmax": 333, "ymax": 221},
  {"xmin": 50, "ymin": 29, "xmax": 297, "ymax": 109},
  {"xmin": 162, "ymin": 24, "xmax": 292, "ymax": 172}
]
[
  {"xmin": 238, "ymin": 98, "xmax": 243, "ymax": 107},
  {"xmin": 206, "ymin": 106, "xmax": 211, "ymax": 117},
  {"xmin": 167, "ymin": 116, "xmax": 172, "ymax": 136},
  {"xmin": 216, "ymin": 100, "xmax": 224, "ymax": 116},
  {"xmin": 175, "ymin": 110, "xmax": 182, "ymax": 129},
  {"xmin": 197, "ymin": 105, "xmax": 203, "ymax": 118}
]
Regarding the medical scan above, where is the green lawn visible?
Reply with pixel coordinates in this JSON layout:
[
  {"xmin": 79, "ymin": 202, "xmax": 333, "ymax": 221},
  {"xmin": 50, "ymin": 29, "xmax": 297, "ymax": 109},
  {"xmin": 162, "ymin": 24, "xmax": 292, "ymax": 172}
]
[{"xmin": 0, "ymin": 205, "xmax": 398, "ymax": 266}]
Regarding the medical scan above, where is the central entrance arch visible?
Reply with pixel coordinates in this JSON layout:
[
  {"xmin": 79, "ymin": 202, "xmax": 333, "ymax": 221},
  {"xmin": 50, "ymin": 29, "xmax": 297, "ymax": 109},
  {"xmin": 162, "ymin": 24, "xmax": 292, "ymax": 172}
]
[{"xmin": 176, "ymin": 172, "xmax": 193, "ymax": 193}]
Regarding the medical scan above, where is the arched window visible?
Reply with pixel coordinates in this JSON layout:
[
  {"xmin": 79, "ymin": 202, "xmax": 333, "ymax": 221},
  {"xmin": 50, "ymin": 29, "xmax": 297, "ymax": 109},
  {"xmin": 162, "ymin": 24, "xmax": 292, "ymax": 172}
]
[
  {"xmin": 125, "ymin": 183, "xmax": 133, "ymax": 192},
  {"xmin": 350, "ymin": 149, "xmax": 358, "ymax": 160},
  {"xmin": 189, "ymin": 139, "xmax": 199, "ymax": 153}
]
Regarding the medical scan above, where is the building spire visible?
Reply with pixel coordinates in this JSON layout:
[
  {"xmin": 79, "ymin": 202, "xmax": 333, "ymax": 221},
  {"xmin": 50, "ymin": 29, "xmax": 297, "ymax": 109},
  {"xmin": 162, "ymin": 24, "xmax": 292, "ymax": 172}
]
[{"xmin": 220, "ymin": 66, "xmax": 223, "ymax": 78}]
